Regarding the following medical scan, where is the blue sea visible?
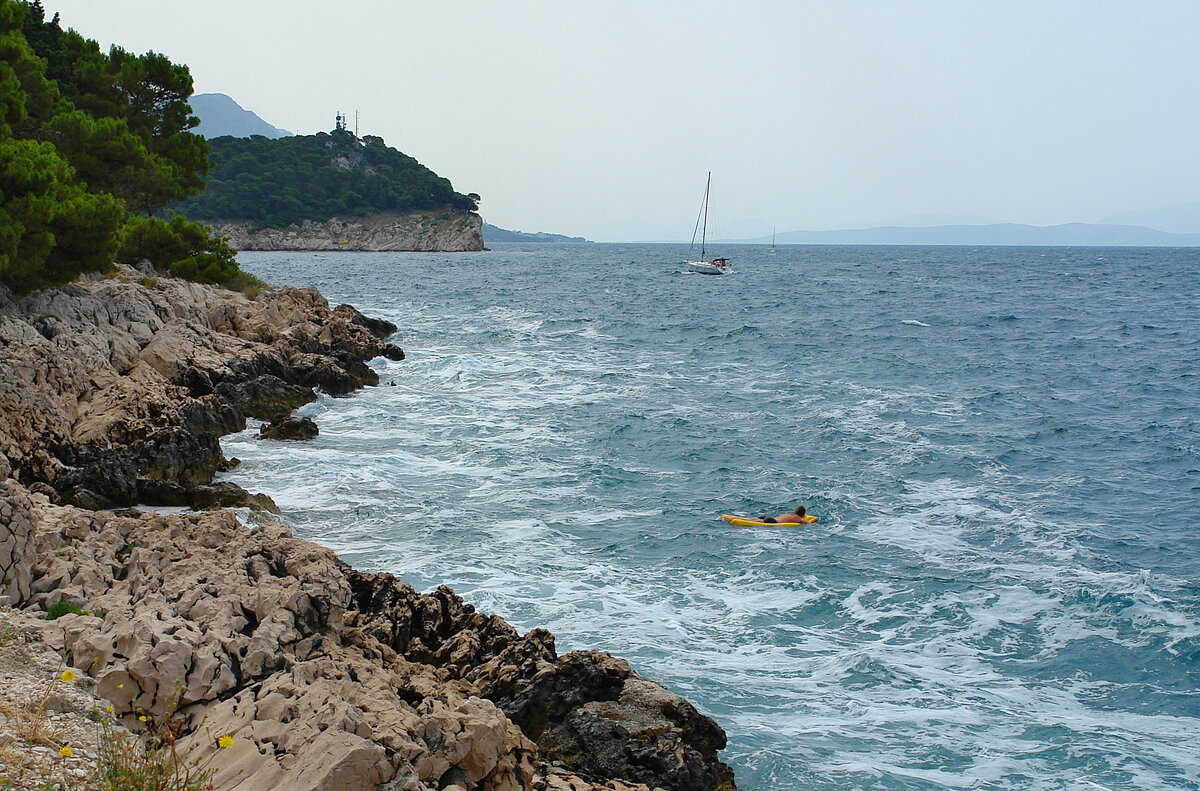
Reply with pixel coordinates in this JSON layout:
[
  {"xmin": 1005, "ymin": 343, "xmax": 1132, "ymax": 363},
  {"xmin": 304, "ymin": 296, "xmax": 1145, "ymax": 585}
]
[{"xmin": 221, "ymin": 245, "xmax": 1200, "ymax": 791}]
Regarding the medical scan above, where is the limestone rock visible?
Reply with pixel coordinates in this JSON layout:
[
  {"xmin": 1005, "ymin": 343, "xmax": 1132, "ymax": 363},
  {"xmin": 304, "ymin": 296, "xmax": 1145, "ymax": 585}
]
[
  {"xmin": 0, "ymin": 481, "xmax": 37, "ymax": 605},
  {"xmin": 334, "ymin": 303, "xmax": 399, "ymax": 342},
  {"xmin": 537, "ymin": 677, "xmax": 735, "ymax": 791},
  {"xmin": 0, "ymin": 266, "xmax": 402, "ymax": 508},
  {"xmin": 209, "ymin": 211, "xmax": 484, "ymax": 252},
  {"xmin": 259, "ymin": 416, "xmax": 319, "ymax": 441},
  {"xmin": 7, "ymin": 496, "xmax": 733, "ymax": 790}
]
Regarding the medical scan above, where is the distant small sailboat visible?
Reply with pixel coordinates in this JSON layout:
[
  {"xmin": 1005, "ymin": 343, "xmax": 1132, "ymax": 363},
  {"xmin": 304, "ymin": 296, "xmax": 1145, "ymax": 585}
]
[
  {"xmin": 769, "ymin": 227, "xmax": 776, "ymax": 255},
  {"xmin": 686, "ymin": 172, "xmax": 729, "ymax": 275}
]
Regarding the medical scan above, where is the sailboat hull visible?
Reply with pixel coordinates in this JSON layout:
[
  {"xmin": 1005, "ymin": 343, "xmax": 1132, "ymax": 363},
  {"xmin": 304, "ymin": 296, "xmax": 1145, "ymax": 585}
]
[{"xmin": 686, "ymin": 261, "xmax": 726, "ymax": 275}]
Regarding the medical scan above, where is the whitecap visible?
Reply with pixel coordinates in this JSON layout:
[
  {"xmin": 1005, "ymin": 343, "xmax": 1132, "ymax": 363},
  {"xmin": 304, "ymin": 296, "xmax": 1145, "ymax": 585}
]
[{"xmin": 226, "ymin": 247, "xmax": 1200, "ymax": 791}]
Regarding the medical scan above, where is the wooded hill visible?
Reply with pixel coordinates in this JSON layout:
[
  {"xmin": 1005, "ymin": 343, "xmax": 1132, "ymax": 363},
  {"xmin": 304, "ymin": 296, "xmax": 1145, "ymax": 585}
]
[{"xmin": 174, "ymin": 130, "xmax": 481, "ymax": 229}]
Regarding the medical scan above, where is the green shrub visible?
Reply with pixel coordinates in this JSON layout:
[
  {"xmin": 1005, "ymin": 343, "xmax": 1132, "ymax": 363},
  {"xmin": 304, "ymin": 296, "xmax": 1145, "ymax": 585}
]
[
  {"xmin": 118, "ymin": 215, "xmax": 240, "ymax": 285},
  {"xmin": 223, "ymin": 271, "xmax": 267, "ymax": 298},
  {"xmin": 40, "ymin": 600, "xmax": 86, "ymax": 620}
]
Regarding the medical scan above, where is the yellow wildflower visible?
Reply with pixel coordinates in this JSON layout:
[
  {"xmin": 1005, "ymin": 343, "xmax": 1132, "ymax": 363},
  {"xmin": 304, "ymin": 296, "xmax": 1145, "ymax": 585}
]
[
  {"xmin": 117, "ymin": 683, "xmax": 124, "ymax": 689},
  {"xmin": 218, "ymin": 735, "xmax": 234, "ymax": 749},
  {"xmin": 61, "ymin": 669, "xmax": 76, "ymax": 683},
  {"xmin": 59, "ymin": 746, "xmax": 73, "ymax": 758},
  {"xmin": 107, "ymin": 705, "xmax": 114, "ymax": 713},
  {"xmin": 139, "ymin": 715, "xmax": 147, "ymax": 722}
]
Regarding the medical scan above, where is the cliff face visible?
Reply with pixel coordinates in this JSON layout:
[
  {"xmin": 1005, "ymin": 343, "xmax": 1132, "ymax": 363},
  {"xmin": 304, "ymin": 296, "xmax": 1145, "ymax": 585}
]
[
  {"xmin": 209, "ymin": 210, "xmax": 485, "ymax": 252},
  {"xmin": 0, "ymin": 268, "xmax": 734, "ymax": 791}
]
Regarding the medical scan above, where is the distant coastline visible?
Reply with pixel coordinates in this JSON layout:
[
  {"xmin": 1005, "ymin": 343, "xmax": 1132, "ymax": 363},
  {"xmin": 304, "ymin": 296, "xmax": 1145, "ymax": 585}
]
[
  {"xmin": 483, "ymin": 223, "xmax": 591, "ymax": 244},
  {"xmin": 731, "ymin": 222, "xmax": 1200, "ymax": 247}
]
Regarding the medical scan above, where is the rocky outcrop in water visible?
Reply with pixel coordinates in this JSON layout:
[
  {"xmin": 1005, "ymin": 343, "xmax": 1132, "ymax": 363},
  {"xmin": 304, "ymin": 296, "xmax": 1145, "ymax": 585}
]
[
  {"xmin": 0, "ymin": 267, "xmax": 735, "ymax": 791},
  {"xmin": 259, "ymin": 415, "xmax": 319, "ymax": 440},
  {"xmin": 209, "ymin": 210, "xmax": 484, "ymax": 252}
]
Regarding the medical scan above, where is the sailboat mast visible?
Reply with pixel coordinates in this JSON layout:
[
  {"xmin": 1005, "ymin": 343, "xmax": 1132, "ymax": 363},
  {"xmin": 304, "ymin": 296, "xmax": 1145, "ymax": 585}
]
[{"xmin": 701, "ymin": 171, "xmax": 711, "ymax": 260}]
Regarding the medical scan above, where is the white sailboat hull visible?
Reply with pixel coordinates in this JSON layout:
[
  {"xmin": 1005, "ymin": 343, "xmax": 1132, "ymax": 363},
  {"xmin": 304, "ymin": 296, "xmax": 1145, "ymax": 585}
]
[{"xmin": 686, "ymin": 260, "xmax": 727, "ymax": 275}]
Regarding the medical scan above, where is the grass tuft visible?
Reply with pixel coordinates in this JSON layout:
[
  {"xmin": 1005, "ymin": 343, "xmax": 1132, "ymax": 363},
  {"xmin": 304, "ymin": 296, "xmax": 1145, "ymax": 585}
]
[
  {"xmin": 224, "ymin": 272, "xmax": 267, "ymax": 299},
  {"xmin": 96, "ymin": 683, "xmax": 231, "ymax": 791}
]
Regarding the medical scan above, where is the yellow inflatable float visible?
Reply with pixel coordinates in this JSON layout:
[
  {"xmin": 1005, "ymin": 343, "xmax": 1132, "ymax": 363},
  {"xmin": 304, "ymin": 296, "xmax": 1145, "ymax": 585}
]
[{"xmin": 719, "ymin": 513, "xmax": 818, "ymax": 527}]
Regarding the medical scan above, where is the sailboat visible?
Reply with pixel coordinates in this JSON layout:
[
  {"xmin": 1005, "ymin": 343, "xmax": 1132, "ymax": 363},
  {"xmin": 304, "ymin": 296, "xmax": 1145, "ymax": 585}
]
[
  {"xmin": 769, "ymin": 228, "xmax": 776, "ymax": 254},
  {"xmin": 686, "ymin": 172, "xmax": 729, "ymax": 275}
]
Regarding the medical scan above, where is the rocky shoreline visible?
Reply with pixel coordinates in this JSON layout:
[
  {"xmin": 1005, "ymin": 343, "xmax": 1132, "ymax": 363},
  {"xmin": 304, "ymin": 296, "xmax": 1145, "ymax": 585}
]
[
  {"xmin": 208, "ymin": 210, "xmax": 485, "ymax": 252},
  {"xmin": 0, "ymin": 267, "xmax": 734, "ymax": 791}
]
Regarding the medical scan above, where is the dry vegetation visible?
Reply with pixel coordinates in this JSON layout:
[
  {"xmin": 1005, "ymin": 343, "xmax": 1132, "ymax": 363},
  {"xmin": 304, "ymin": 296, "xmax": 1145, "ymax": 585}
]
[
  {"xmin": 0, "ymin": 608, "xmax": 233, "ymax": 791},
  {"xmin": 0, "ymin": 607, "xmax": 103, "ymax": 788}
]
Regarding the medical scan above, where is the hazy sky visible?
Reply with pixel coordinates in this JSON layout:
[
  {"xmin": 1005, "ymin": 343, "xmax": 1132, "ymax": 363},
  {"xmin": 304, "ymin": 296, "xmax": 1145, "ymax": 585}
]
[{"xmin": 42, "ymin": 1, "xmax": 1200, "ymax": 240}]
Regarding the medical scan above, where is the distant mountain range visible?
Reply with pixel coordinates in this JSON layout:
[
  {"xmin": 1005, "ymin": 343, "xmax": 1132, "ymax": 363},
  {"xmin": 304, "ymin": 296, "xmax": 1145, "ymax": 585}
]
[
  {"xmin": 482, "ymin": 224, "xmax": 590, "ymax": 243},
  {"xmin": 1101, "ymin": 203, "xmax": 1200, "ymax": 235},
  {"xmin": 737, "ymin": 222, "xmax": 1200, "ymax": 247},
  {"xmin": 191, "ymin": 93, "xmax": 291, "ymax": 139}
]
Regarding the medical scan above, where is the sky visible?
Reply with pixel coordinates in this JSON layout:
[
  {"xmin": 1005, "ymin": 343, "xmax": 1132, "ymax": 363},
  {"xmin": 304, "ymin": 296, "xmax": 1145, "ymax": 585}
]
[{"xmin": 41, "ymin": 1, "xmax": 1200, "ymax": 241}]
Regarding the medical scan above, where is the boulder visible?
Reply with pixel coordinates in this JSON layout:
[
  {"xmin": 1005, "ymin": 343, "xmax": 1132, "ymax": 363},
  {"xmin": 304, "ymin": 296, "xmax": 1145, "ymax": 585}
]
[
  {"xmin": 333, "ymin": 303, "xmax": 398, "ymax": 340},
  {"xmin": 538, "ymin": 677, "xmax": 735, "ymax": 791},
  {"xmin": 259, "ymin": 416, "xmax": 319, "ymax": 441}
]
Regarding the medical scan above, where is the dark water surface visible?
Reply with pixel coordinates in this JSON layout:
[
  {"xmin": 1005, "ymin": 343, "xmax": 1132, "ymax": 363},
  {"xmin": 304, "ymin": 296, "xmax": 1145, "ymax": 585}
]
[{"xmin": 224, "ymin": 244, "xmax": 1200, "ymax": 791}]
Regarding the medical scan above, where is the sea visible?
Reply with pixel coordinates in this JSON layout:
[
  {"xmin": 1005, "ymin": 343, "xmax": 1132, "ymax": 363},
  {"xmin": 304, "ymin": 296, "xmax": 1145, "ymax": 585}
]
[{"xmin": 219, "ymin": 244, "xmax": 1200, "ymax": 791}]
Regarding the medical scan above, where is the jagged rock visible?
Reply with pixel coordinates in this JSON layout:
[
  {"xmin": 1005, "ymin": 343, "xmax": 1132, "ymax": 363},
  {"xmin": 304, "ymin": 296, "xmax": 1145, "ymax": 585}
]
[
  {"xmin": 0, "ymin": 481, "xmax": 37, "ymax": 605},
  {"xmin": 260, "ymin": 416, "xmax": 319, "ymax": 441},
  {"xmin": 27, "ymin": 481, "xmax": 59, "ymax": 502},
  {"xmin": 64, "ymin": 487, "xmax": 110, "ymax": 511},
  {"xmin": 0, "ymin": 267, "xmax": 403, "ymax": 509},
  {"xmin": 342, "ymin": 573, "xmax": 734, "ymax": 791},
  {"xmin": 0, "ymin": 269, "xmax": 735, "ymax": 791},
  {"xmin": 538, "ymin": 678, "xmax": 735, "ymax": 791},
  {"xmin": 334, "ymin": 303, "xmax": 398, "ymax": 341},
  {"xmin": 136, "ymin": 479, "xmax": 278, "ymax": 512},
  {"xmin": 177, "ymin": 394, "xmax": 245, "ymax": 435},
  {"xmin": 216, "ymin": 374, "xmax": 318, "ymax": 420},
  {"xmin": 7, "ymin": 494, "xmax": 734, "ymax": 790}
]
